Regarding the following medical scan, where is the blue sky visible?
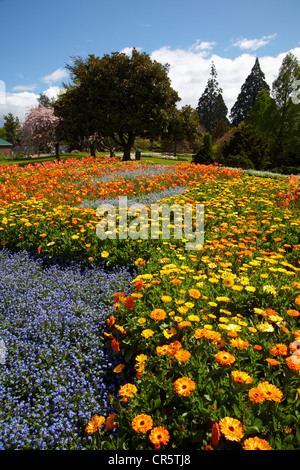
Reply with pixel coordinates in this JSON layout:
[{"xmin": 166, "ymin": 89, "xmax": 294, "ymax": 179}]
[{"xmin": 1, "ymin": 0, "xmax": 299, "ymax": 125}]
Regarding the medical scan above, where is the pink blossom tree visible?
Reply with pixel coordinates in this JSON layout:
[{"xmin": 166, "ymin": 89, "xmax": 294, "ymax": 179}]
[{"xmin": 22, "ymin": 106, "xmax": 60, "ymax": 159}]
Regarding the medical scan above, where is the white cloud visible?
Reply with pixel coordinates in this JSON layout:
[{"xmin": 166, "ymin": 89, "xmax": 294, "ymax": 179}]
[
  {"xmin": 233, "ymin": 34, "xmax": 277, "ymax": 51},
  {"xmin": 120, "ymin": 47, "xmax": 143, "ymax": 56},
  {"xmin": 12, "ymin": 84, "xmax": 37, "ymax": 92},
  {"xmin": 42, "ymin": 68, "xmax": 69, "ymax": 85},
  {"xmin": 0, "ymin": 86, "xmax": 63, "ymax": 125},
  {"xmin": 151, "ymin": 44, "xmax": 300, "ymax": 114},
  {"xmin": 0, "ymin": 91, "xmax": 38, "ymax": 124}
]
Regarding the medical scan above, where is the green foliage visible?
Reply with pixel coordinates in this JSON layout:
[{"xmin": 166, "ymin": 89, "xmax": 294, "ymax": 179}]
[
  {"xmin": 196, "ymin": 62, "xmax": 228, "ymax": 133},
  {"xmin": 221, "ymin": 122, "xmax": 269, "ymax": 170},
  {"xmin": 193, "ymin": 132, "xmax": 214, "ymax": 165},
  {"xmin": 54, "ymin": 49, "xmax": 180, "ymax": 161},
  {"xmin": 230, "ymin": 58, "xmax": 270, "ymax": 127}
]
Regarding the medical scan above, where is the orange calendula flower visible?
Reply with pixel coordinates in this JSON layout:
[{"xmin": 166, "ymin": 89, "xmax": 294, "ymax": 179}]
[
  {"xmin": 266, "ymin": 358, "xmax": 281, "ymax": 366},
  {"xmin": 150, "ymin": 308, "xmax": 167, "ymax": 321},
  {"xmin": 295, "ymin": 295, "xmax": 300, "ymax": 305},
  {"xmin": 131, "ymin": 414, "xmax": 153, "ymax": 433},
  {"xmin": 85, "ymin": 415, "xmax": 105, "ymax": 434},
  {"xmin": 257, "ymin": 381, "xmax": 283, "ymax": 402},
  {"xmin": 174, "ymin": 349, "xmax": 191, "ymax": 362},
  {"xmin": 188, "ymin": 288, "xmax": 201, "ymax": 299},
  {"xmin": 270, "ymin": 343, "xmax": 288, "ymax": 357},
  {"xmin": 113, "ymin": 364, "xmax": 125, "ymax": 373},
  {"xmin": 113, "ymin": 291, "xmax": 126, "ymax": 303},
  {"xmin": 149, "ymin": 426, "xmax": 170, "ymax": 449},
  {"xmin": 111, "ymin": 338, "xmax": 120, "ymax": 352},
  {"xmin": 125, "ymin": 296, "xmax": 134, "ymax": 310},
  {"xmin": 229, "ymin": 338, "xmax": 249, "ymax": 349},
  {"xmin": 211, "ymin": 422, "xmax": 221, "ymax": 447},
  {"xmin": 215, "ymin": 351, "xmax": 235, "ymax": 365},
  {"xmin": 105, "ymin": 413, "xmax": 117, "ymax": 431},
  {"xmin": 287, "ymin": 309, "xmax": 300, "ymax": 317},
  {"xmin": 106, "ymin": 316, "xmax": 116, "ymax": 326},
  {"xmin": 219, "ymin": 417, "xmax": 244, "ymax": 442},
  {"xmin": 243, "ymin": 437, "xmax": 272, "ymax": 450},
  {"xmin": 118, "ymin": 383, "xmax": 137, "ymax": 398},
  {"xmin": 286, "ymin": 355, "xmax": 300, "ymax": 370},
  {"xmin": 174, "ymin": 377, "xmax": 195, "ymax": 396},
  {"xmin": 231, "ymin": 370, "xmax": 253, "ymax": 384},
  {"xmin": 248, "ymin": 387, "xmax": 265, "ymax": 403}
]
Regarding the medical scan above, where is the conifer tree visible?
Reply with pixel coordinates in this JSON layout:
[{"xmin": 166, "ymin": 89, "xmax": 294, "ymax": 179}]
[
  {"xmin": 230, "ymin": 58, "xmax": 270, "ymax": 127},
  {"xmin": 196, "ymin": 62, "xmax": 227, "ymax": 133}
]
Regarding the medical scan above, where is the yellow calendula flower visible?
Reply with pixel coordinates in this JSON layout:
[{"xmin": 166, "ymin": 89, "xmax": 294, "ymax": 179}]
[
  {"xmin": 161, "ymin": 295, "xmax": 172, "ymax": 303},
  {"xmin": 163, "ymin": 327, "xmax": 177, "ymax": 339},
  {"xmin": 101, "ymin": 250, "xmax": 109, "ymax": 258}
]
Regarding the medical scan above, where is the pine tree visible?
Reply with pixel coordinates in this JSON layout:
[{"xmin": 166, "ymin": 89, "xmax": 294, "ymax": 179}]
[
  {"xmin": 230, "ymin": 58, "xmax": 270, "ymax": 127},
  {"xmin": 196, "ymin": 62, "xmax": 227, "ymax": 133}
]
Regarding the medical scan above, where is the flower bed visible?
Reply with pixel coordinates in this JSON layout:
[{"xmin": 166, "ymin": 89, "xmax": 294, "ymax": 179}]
[{"xmin": 0, "ymin": 156, "xmax": 299, "ymax": 450}]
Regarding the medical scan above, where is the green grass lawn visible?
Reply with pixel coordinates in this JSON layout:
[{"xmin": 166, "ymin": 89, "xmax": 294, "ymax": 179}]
[{"xmin": 0, "ymin": 152, "xmax": 193, "ymax": 167}]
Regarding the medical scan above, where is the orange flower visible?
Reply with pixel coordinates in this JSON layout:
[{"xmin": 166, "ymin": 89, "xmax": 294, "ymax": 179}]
[
  {"xmin": 85, "ymin": 415, "xmax": 105, "ymax": 434},
  {"xmin": 295, "ymin": 295, "xmax": 300, "ymax": 305},
  {"xmin": 219, "ymin": 417, "xmax": 244, "ymax": 442},
  {"xmin": 231, "ymin": 370, "xmax": 253, "ymax": 384},
  {"xmin": 174, "ymin": 349, "xmax": 191, "ymax": 362},
  {"xmin": 243, "ymin": 437, "xmax": 272, "ymax": 450},
  {"xmin": 257, "ymin": 381, "xmax": 283, "ymax": 402},
  {"xmin": 270, "ymin": 343, "xmax": 288, "ymax": 357},
  {"xmin": 125, "ymin": 296, "xmax": 134, "ymax": 310},
  {"xmin": 211, "ymin": 422, "xmax": 221, "ymax": 447},
  {"xmin": 174, "ymin": 377, "xmax": 196, "ymax": 396},
  {"xmin": 113, "ymin": 291, "xmax": 126, "ymax": 303},
  {"xmin": 286, "ymin": 355, "xmax": 300, "ymax": 370},
  {"xmin": 105, "ymin": 413, "xmax": 117, "ymax": 431},
  {"xmin": 113, "ymin": 364, "xmax": 125, "ymax": 373},
  {"xmin": 266, "ymin": 358, "xmax": 281, "ymax": 366},
  {"xmin": 177, "ymin": 321, "xmax": 192, "ymax": 329},
  {"xmin": 188, "ymin": 288, "xmax": 201, "ymax": 299},
  {"xmin": 149, "ymin": 426, "xmax": 170, "ymax": 448},
  {"xmin": 118, "ymin": 383, "xmax": 137, "ymax": 398},
  {"xmin": 106, "ymin": 315, "xmax": 116, "ymax": 326},
  {"xmin": 254, "ymin": 344, "xmax": 262, "ymax": 351},
  {"xmin": 111, "ymin": 338, "xmax": 120, "ymax": 352},
  {"xmin": 248, "ymin": 387, "xmax": 265, "ymax": 403},
  {"xmin": 229, "ymin": 338, "xmax": 249, "ymax": 349},
  {"xmin": 131, "ymin": 414, "xmax": 153, "ymax": 433},
  {"xmin": 150, "ymin": 308, "xmax": 166, "ymax": 320},
  {"xmin": 215, "ymin": 351, "xmax": 235, "ymax": 365},
  {"xmin": 167, "ymin": 341, "xmax": 182, "ymax": 356},
  {"xmin": 287, "ymin": 309, "xmax": 300, "ymax": 317}
]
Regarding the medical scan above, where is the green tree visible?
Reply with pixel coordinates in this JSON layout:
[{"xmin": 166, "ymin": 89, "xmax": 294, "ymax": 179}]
[
  {"xmin": 163, "ymin": 105, "xmax": 201, "ymax": 156},
  {"xmin": 221, "ymin": 122, "xmax": 269, "ymax": 170},
  {"xmin": 196, "ymin": 62, "xmax": 227, "ymax": 133},
  {"xmin": 193, "ymin": 132, "xmax": 214, "ymax": 165},
  {"xmin": 271, "ymin": 52, "xmax": 300, "ymax": 166},
  {"xmin": 3, "ymin": 113, "xmax": 21, "ymax": 147},
  {"xmin": 54, "ymin": 49, "xmax": 180, "ymax": 160},
  {"xmin": 230, "ymin": 58, "xmax": 270, "ymax": 127}
]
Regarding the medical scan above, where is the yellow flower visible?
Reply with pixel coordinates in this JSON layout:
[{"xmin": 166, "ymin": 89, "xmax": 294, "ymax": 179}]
[
  {"xmin": 141, "ymin": 329, "xmax": 154, "ymax": 338},
  {"xmin": 101, "ymin": 250, "xmax": 109, "ymax": 258},
  {"xmin": 161, "ymin": 295, "xmax": 172, "ymax": 303}
]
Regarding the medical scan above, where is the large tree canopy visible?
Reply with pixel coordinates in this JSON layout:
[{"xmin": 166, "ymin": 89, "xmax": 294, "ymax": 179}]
[
  {"xmin": 230, "ymin": 58, "xmax": 270, "ymax": 127},
  {"xmin": 196, "ymin": 62, "xmax": 227, "ymax": 133},
  {"xmin": 54, "ymin": 49, "xmax": 180, "ymax": 160}
]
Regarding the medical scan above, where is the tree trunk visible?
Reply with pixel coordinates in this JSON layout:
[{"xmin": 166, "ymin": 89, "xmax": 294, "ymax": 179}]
[
  {"xmin": 89, "ymin": 142, "xmax": 96, "ymax": 157},
  {"xmin": 55, "ymin": 143, "xmax": 60, "ymax": 161},
  {"xmin": 122, "ymin": 146, "xmax": 131, "ymax": 161}
]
